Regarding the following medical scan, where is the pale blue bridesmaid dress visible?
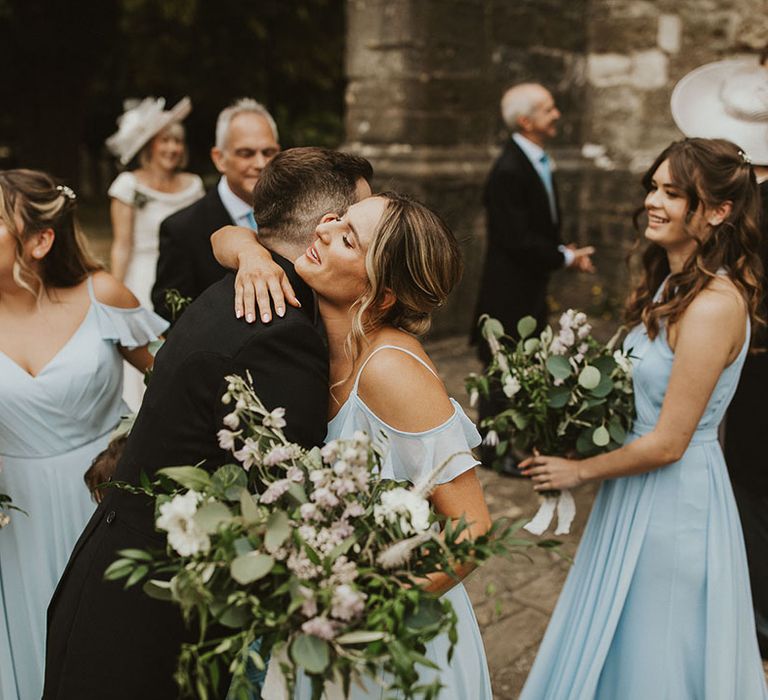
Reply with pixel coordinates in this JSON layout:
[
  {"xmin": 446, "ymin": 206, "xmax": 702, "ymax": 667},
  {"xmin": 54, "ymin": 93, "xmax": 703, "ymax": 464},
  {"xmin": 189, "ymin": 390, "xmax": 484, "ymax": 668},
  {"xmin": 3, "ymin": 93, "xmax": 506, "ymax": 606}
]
[
  {"xmin": 0, "ymin": 277, "xmax": 167, "ymax": 700},
  {"xmin": 292, "ymin": 345, "xmax": 492, "ymax": 699},
  {"xmin": 521, "ymin": 284, "xmax": 768, "ymax": 699}
]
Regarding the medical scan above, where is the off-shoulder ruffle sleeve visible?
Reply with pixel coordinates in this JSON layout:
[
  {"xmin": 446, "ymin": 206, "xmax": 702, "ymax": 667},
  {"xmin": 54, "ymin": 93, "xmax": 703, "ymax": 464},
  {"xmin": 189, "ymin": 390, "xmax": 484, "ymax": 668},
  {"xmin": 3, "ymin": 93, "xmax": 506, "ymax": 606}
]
[
  {"xmin": 92, "ymin": 301, "xmax": 169, "ymax": 349},
  {"xmin": 361, "ymin": 399, "xmax": 481, "ymax": 485},
  {"xmin": 107, "ymin": 171, "xmax": 136, "ymax": 205}
]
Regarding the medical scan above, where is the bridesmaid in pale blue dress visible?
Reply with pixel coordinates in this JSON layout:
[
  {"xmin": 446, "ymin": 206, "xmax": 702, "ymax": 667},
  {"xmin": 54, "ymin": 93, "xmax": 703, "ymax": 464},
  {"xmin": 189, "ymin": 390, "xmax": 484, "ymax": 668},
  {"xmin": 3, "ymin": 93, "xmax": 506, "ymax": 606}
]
[
  {"xmin": 214, "ymin": 192, "xmax": 494, "ymax": 698},
  {"xmin": 0, "ymin": 170, "xmax": 168, "ymax": 700},
  {"xmin": 520, "ymin": 139, "xmax": 768, "ymax": 699}
]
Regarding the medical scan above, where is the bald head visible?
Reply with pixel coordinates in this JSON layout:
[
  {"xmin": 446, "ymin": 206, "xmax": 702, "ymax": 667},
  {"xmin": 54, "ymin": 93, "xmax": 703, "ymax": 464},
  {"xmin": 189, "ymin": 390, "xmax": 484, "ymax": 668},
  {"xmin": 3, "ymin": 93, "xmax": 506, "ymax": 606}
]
[{"xmin": 500, "ymin": 83, "xmax": 561, "ymax": 146}]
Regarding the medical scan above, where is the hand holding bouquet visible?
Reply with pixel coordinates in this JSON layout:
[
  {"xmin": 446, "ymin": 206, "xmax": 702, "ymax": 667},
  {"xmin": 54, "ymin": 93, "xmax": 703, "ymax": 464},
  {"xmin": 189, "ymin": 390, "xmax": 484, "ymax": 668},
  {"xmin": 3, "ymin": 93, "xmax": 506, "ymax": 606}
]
[
  {"xmin": 0, "ymin": 459, "xmax": 25, "ymax": 529},
  {"xmin": 466, "ymin": 311, "xmax": 634, "ymax": 534},
  {"xmin": 106, "ymin": 373, "xmax": 542, "ymax": 700}
]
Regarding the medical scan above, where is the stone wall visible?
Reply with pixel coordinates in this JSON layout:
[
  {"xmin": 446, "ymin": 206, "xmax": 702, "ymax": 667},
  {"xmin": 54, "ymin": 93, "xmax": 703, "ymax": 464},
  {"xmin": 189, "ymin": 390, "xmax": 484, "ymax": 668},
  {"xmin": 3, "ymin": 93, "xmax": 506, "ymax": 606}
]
[{"xmin": 344, "ymin": 0, "xmax": 768, "ymax": 338}]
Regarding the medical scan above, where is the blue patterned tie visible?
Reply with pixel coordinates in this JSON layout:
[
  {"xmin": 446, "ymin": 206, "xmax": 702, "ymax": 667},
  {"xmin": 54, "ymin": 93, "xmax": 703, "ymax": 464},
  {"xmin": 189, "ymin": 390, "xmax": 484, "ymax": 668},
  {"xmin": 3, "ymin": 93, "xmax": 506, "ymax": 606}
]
[
  {"xmin": 539, "ymin": 153, "xmax": 558, "ymax": 223},
  {"xmin": 245, "ymin": 210, "xmax": 258, "ymax": 231}
]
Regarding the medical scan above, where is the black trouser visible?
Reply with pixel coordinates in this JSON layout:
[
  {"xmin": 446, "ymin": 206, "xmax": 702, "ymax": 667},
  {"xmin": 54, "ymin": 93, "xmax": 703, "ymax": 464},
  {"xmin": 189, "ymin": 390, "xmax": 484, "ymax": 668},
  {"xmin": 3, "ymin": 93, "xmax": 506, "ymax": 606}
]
[{"xmin": 732, "ymin": 480, "xmax": 768, "ymax": 659}]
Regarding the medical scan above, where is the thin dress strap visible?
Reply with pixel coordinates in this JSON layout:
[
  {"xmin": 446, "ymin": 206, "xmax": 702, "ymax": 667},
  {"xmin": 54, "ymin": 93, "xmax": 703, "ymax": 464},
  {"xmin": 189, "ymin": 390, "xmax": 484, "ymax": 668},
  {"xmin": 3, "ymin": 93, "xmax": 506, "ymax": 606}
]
[
  {"xmin": 86, "ymin": 275, "xmax": 97, "ymax": 302},
  {"xmin": 352, "ymin": 344, "xmax": 439, "ymax": 392}
]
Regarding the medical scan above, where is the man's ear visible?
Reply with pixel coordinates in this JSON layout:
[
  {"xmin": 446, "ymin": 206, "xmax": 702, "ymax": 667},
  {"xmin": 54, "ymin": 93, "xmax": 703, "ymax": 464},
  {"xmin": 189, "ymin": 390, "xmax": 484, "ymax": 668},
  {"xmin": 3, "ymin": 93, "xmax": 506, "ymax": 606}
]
[
  {"xmin": 210, "ymin": 147, "xmax": 226, "ymax": 175},
  {"xmin": 320, "ymin": 212, "xmax": 339, "ymax": 224},
  {"xmin": 706, "ymin": 200, "xmax": 733, "ymax": 227},
  {"xmin": 28, "ymin": 228, "xmax": 55, "ymax": 260}
]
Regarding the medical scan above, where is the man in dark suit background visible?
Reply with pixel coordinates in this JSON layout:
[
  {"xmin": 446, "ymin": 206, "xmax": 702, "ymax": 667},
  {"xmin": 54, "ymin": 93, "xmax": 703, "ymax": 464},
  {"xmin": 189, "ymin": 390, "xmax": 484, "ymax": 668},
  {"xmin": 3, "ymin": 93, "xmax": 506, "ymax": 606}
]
[
  {"xmin": 43, "ymin": 147, "xmax": 373, "ymax": 700},
  {"xmin": 472, "ymin": 83, "xmax": 595, "ymax": 471},
  {"xmin": 151, "ymin": 98, "xmax": 281, "ymax": 323}
]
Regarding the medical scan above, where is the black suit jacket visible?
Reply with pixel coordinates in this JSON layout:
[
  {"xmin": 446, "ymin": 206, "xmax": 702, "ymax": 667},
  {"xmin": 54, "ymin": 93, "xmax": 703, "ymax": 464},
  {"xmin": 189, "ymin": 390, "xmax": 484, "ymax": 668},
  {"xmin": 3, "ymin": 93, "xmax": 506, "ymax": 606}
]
[
  {"xmin": 152, "ymin": 186, "xmax": 233, "ymax": 322},
  {"xmin": 471, "ymin": 138, "xmax": 564, "ymax": 349},
  {"xmin": 724, "ymin": 179, "xmax": 768, "ymax": 495},
  {"xmin": 44, "ymin": 260, "xmax": 328, "ymax": 700}
]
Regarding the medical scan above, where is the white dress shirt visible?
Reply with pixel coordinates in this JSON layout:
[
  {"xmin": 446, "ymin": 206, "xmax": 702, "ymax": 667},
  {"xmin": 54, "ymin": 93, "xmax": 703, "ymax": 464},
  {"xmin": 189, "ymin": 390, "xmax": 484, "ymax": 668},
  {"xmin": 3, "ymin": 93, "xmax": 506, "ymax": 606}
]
[{"xmin": 217, "ymin": 176, "xmax": 258, "ymax": 231}]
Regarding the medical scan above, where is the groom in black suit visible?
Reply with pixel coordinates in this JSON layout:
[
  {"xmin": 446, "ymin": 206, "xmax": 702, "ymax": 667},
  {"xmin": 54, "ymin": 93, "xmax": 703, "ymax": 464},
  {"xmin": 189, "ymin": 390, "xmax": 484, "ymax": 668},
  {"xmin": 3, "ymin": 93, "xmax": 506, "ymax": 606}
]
[
  {"xmin": 43, "ymin": 148, "xmax": 373, "ymax": 700},
  {"xmin": 151, "ymin": 98, "xmax": 281, "ymax": 323}
]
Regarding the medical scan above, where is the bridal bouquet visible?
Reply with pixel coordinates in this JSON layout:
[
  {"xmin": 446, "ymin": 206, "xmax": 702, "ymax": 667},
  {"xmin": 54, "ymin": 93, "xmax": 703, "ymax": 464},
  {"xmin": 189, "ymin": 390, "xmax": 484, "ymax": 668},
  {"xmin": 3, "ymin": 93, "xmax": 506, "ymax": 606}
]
[
  {"xmin": 466, "ymin": 311, "xmax": 634, "ymax": 534},
  {"xmin": 106, "ymin": 373, "xmax": 536, "ymax": 700}
]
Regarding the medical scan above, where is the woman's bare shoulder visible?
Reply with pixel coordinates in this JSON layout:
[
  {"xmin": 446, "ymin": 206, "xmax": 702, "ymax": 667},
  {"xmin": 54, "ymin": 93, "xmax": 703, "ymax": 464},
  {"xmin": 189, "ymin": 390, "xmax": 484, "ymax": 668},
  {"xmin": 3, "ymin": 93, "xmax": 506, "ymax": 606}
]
[
  {"xmin": 91, "ymin": 271, "xmax": 140, "ymax": 309},
  {"xmin": 357, "ymin": 329, "xmax": 454, "ymax": 431}
]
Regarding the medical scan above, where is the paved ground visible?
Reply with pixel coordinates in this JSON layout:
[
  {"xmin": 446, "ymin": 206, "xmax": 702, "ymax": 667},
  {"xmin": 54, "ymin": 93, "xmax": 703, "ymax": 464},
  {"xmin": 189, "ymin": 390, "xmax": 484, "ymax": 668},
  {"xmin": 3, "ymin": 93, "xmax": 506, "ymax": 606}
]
[{"xmin": 425, "ymin": 336, "xmax": 768, "ymax": 699}]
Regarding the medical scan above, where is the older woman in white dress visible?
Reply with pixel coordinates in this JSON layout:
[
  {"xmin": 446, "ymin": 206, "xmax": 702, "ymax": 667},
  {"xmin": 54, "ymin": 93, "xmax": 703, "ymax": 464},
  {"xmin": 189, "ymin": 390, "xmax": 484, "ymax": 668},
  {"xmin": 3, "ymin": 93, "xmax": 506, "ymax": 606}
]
[{"xmin": 106, "ymin": 97, "xmax": 203, "ymax": 410}]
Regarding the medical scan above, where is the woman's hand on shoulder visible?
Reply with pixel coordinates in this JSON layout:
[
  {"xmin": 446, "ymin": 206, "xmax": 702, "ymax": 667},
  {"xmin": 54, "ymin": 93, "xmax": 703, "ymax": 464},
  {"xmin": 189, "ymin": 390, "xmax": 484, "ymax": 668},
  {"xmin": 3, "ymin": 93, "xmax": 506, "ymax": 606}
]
[
  {"xmin": 209, "ymin": 225, "xmax": 299, "ymax": 323},
  {"xmin": 357, "ymin": 343, "xmax": 454, "ymax": 432},
  {"xmin": 91, "ymin": 271, "xmax": 140, "ymax": 309}
]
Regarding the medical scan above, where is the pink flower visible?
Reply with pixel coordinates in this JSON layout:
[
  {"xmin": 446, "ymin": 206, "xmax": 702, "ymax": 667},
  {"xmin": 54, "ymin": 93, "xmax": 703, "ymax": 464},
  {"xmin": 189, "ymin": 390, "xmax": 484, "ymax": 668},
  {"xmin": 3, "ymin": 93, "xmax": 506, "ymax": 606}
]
[
  {"xmin": 331, "ymin": 584, "xmax": 366, "ymax": 621},
  {"xmin": 301, "ymin": 616, "xmax": 338, "ymax": 640},
  {"xmin": 259, "ymin": 479, "xmax": 291, "ymax": 504}
]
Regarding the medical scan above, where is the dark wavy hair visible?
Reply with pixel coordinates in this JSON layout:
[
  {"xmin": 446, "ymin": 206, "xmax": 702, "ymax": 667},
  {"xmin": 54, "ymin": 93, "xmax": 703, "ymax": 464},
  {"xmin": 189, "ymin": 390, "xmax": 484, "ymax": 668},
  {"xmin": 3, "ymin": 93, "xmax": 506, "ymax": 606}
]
[
  {"xmin": 624, "ymin": 138, "xmax": 763, "ymax": 339},
  {"xmin": 0, "ymin": 169, "xmax": 101, "ymax": 297}
]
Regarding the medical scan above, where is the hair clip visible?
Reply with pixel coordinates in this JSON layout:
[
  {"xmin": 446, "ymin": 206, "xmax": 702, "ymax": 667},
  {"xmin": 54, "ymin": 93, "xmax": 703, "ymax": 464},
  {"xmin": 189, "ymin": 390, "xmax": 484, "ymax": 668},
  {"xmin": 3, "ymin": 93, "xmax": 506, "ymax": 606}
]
[
  {"xmin": 738, "ymin": 149, "xmax": 752, "ymax": 165},
  {"xmin": 56, "ymin": 184, "xmax": 77, "ymax": 201}
]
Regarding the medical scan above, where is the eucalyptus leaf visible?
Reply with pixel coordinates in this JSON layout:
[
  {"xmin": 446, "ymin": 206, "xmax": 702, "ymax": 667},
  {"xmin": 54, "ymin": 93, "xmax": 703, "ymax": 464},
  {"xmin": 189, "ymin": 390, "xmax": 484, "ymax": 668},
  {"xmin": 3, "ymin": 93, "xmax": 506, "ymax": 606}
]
[
  {"xmin": 230, "ymin": 552, "xmax": 275, "ymax": 584},
  {"xmin": 548, "ymin": 386, "xmax": 570, "ymax": 409},
  {"xmin": 211, "ymin": 599, "xmax": 250, "ymax": 629},
  {"xmin": 482, "ymin": 317, "xmax": 505, "ymax": 340},
  {"xmin": 546, "ymin": 355, "xmax": 571, "ymax": 380},
  {"xmin": 592, "ymin": 355, "xmax": 617, "ymax": 375},
  {"xmin": 336, "ymin": 630, "xmax": 387, "ymax": 645},
  {"xmin": 194, "ymin": 502, "xmax": 233, "ymax": 534},
  {"xmin": 239, "ymin": 489, "xmax": 261, "ymax": 525},
  {"xmin": 265, "ymin": 510, "xmax": 291, "ymax": 553},
  {"xmin": 592, "ymin": 425, "xmax": 610, "ymax": 447},
  {"xmin": 590, "ymin": 376, "xmax": 614, "ymax": 398},
  {"xmin": 287, "ymin": 482, "xmax": 308, "ymax": 505},
  {"xmin": 291, "ymin": 634, "xmax": 330, "ymax": 674},
  {"xmin": 405, "ymin": 597, "xmax": 443, "ymax": 630},
  {"xmin": 523, "ymin": 337, "xmax": 541, "ymax": 354},
  {"xmin": 608, "ymin": 418, "xmax": 626, "ymax": 444},
  {"xmin": 212, "ymin": 463, "xmax": 248, "ymax": 500},
  {"xmin": 157, "ymin": 466, "xmax": 212, "ymax": 491},
  {"xmin": 517, "ymin": 316, "xmax": 537, "ymax": 340},
  {"xmin": 578, "ymin": 366, "xmax": 601, "ymax": 390}
]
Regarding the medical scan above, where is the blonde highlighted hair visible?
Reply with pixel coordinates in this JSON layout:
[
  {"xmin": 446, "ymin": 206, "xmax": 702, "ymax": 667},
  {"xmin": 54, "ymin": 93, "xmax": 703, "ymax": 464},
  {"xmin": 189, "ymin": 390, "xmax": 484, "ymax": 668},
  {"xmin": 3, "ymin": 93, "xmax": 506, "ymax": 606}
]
[
  {"xmin": 346, "ymin": 192, "xmax": 463, "ymax": 363},
  {"xmin": 0, "ymin": 169, "xmax": 102, "ymax": 298}
]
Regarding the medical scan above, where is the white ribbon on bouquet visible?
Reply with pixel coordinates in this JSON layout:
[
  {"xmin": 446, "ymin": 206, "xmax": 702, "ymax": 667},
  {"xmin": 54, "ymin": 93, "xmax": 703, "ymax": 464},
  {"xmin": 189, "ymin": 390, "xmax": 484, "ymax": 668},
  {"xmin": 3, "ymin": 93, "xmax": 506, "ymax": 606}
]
[{"xmin": 523, "ymin": 489, "xmax": 576, "ymax": 536}]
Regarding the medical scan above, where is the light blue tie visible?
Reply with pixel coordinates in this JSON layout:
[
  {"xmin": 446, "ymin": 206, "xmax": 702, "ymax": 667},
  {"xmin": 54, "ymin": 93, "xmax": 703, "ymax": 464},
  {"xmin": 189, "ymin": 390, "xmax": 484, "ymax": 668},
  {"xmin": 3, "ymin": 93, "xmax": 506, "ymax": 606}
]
[
  {"xmin": 245, "ymin": 210, "xmax": 258, "ymax": 231},
  {"xmin": 538, "ymin": 153, "xmax": 558, "ymax": 223}
]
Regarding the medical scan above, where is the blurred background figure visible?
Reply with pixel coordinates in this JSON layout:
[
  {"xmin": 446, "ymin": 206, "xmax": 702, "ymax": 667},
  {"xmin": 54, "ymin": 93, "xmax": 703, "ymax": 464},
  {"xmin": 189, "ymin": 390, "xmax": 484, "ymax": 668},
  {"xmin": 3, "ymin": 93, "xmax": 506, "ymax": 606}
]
[
  {"xmin": 0, "ymin": 169, "xmax": 167, "ymax": 700},
  {"xmin": 151, "ymin": 98, "xmax": 280, "ymax": 323},
  {"xmin": 105, "ymin": 96, "xmax": 203, "ymax": 409},
  {"xmin": 471, "ymin": 82, "xmax": 595, "ymax": 474},
  {"xmin": 672, "ymin": 55, "xmax": 768, "ymax": 660}
]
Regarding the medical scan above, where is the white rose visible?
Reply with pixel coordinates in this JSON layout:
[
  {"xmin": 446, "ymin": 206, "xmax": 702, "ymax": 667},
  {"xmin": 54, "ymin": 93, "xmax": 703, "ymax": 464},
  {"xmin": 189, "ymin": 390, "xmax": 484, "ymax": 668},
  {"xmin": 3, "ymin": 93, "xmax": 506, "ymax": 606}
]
[{"xmin": 503, "ymin": 374, "xmax": 521, "ymax": 398}]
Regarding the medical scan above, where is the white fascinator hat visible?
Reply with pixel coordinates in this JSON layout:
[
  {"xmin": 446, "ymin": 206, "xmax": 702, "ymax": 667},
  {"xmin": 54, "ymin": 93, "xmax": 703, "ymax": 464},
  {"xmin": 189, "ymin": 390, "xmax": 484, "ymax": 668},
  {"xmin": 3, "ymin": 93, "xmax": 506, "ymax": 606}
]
[
  {"xmin": 671, "ymin": 58, "xmax": 768, "ymax": 165},
  {"xmin": 106, "ymin": 96, "xmax": 192, "ymax": 166}
]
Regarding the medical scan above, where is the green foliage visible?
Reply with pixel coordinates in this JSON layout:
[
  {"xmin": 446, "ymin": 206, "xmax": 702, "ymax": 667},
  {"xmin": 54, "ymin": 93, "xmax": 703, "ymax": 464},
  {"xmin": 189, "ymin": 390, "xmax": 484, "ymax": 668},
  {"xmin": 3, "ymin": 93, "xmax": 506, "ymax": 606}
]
[{"xmin": 467, "ymin": 310, "xmax": 635, "ymax": 462}]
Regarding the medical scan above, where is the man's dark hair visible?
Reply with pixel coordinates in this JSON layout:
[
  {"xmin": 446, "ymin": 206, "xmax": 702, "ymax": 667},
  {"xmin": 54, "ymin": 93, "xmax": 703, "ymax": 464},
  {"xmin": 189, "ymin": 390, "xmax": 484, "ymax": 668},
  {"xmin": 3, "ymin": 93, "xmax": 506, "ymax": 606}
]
[{"xmin": 252, "ymin": 147, "xmax": 373, "ymax": 247}]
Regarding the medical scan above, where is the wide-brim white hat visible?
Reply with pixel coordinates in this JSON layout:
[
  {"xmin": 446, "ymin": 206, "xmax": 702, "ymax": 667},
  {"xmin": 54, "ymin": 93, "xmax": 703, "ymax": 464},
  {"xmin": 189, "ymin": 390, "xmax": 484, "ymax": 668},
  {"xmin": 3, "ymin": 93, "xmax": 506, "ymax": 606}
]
[
  {"xmin": 671, "ymin": 59, "xmax": 768, "ymax": 165},
  {"xmin": 106, "ymin": 96, "xmax": 192, "ymax": 166}
]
